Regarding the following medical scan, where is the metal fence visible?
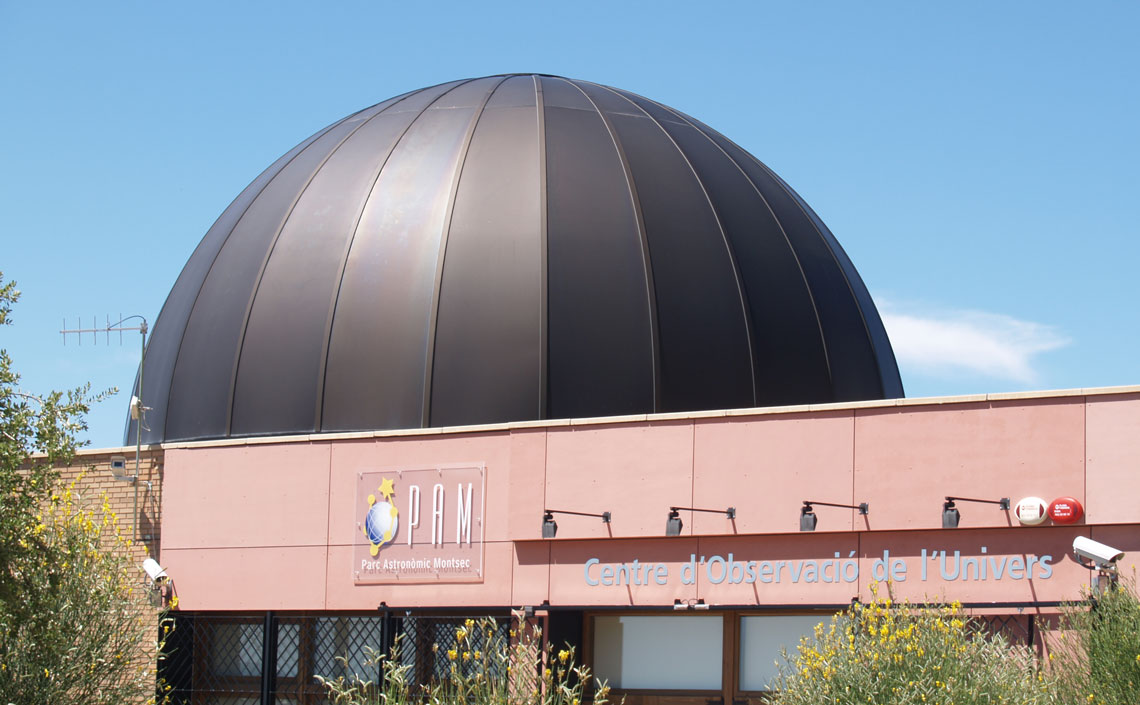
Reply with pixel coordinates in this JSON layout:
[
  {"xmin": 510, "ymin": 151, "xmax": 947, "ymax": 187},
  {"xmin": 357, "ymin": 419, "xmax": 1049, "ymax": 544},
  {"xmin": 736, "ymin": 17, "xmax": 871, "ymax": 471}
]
[
  {"xmin": 160, "ymin": 612, "xmax": 514, "ymax": 705},
  {"xmin": 158, "ymin": 609, "xmax": 1044, "ymax": 704},
  {"xmin": 979, "ymin": 613, "xmax": 1041, "ymax": 651}
]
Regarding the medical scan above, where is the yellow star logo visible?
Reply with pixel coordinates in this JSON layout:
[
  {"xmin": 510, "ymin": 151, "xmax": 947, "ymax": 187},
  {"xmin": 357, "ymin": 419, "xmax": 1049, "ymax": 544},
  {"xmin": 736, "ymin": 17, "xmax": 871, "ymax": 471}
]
[{"xmin": 378, "ymin": 476, "xmax": 395, "ymax": 502}]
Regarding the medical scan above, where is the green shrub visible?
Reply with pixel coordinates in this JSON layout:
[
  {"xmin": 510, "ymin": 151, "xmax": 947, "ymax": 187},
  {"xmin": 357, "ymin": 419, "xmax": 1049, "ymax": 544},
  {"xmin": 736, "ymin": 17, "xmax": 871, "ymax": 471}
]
[
  {"xmin": 317, "ymin": 616, "xmax": 613, "ymax": 705},
  {"xmin": 0, "ymin": 273, "xmax": 168, "ymax": 705},
  {"xmin": 1050, "ymin": 576, "xmax": 1140, "ymax": 705},
  {"xmin": 771, "ymin": 586, "xmax": 1052, "ymax": 705}
]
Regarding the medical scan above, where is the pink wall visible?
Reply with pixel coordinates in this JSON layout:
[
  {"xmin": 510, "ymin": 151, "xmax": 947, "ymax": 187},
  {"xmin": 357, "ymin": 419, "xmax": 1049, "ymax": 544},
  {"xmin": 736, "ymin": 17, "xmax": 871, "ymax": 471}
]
[{"xmin": 158, "ymin": 390, "xmax": 1140, "ymax": 611}]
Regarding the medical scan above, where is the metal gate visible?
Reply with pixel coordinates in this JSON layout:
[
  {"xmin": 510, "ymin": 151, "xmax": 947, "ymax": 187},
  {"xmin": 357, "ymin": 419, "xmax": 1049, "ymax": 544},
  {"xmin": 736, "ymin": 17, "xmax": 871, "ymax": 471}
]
[{"xmin": 160, "ymin": 611, "xmax": 513, "ymax": 704}]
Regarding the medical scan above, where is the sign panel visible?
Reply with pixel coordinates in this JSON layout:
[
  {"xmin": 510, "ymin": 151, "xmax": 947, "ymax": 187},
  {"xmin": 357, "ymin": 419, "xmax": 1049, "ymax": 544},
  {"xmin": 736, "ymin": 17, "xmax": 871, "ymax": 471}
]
[
  {"xmin": 1014, "ymin": 497, "xmax": 1048, "ymax": 526},
  {"xmin": 1048, "ymin": 497, "xmax": 1084, "ymax": 524},
  {"xmin": 354, "ymin": 465, "xmax": 485, "ymax": 584}
]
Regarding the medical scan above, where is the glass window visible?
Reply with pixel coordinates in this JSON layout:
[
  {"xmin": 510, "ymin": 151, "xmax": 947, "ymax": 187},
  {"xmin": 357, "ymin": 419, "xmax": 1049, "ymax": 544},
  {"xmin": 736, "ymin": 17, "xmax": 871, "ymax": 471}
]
[
  {"xmin": 738, "ymin": 615, "xmax": 828, "ymax": 691},
  {"xmin": 277, "ymin": 622, "xmax": 300, "ymax": 678},
  {"xmin": 593, "ymin": 615, "xmax": 722, "ymax": 690},
  {"xmin": 314, "ymin": 616, "xmax": 384, "ymax": 680},
  {"xmin": 210, "ymin": 621, "xmax": 262, "ymax": 678}
]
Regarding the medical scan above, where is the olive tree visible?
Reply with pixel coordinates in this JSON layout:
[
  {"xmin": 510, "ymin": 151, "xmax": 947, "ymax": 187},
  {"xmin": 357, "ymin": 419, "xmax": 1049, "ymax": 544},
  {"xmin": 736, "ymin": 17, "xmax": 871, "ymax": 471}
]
[{"xmin": 0, "ymin": 273, "xmax": 167, "ymax": 705}]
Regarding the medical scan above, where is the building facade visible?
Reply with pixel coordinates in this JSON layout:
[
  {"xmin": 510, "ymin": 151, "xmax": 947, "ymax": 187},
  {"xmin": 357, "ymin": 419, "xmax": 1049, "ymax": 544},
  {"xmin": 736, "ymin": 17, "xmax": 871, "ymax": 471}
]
[
  {"xmin": 143, "ymin": 386, "xmax": 1140, "ymax": 704},
  {"xmin": 78, "ymin": 74, "xmax": 1138, "ymax": 703}
]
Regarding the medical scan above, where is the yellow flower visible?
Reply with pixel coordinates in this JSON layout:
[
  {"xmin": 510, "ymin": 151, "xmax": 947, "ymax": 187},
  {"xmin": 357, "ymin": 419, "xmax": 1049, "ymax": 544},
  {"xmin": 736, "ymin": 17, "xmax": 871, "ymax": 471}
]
[
  {"xmin": 456, "ymin": 626, "xmax": 468, "ymax": 642},
  {"xmin": 447, "ymin": 648, "xmax": 458, "ymax": 661},
  {"xmin": 462, "ymin": 651, "xmax": 470, "ymax": 662},
  {"xmin": 474, "ymin": 650, "xmax": 482, "ymax": 659},
  {"xmin": 465, "ymin": 618, "xmax": 475, "ymax": 628},
  {"xmin": 558, "ymin": 648, "xmax": 571, "ymax": 663},
  {"xmin": 169, "ymin": 595, "xmax": 180, "ymax": 609}
]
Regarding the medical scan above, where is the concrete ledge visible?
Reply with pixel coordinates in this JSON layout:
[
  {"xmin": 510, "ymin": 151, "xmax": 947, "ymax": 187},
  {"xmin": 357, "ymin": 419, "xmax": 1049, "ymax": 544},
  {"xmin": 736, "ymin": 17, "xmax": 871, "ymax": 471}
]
[
  {"xmin": 139, "ymin": 384, "xmax": 1140, "ymax": 452},
  {"xmin": 507, "ymin": 417, "xmax": 570, "ymax": 429},
  {"xmin": 1080, "ymin": 384, "xmax": 1140, "ymax": 397},
  {"xmin": 725, "ymin": 403, "xmax": 813, "ymax": 416},
  {"xmin": 570, "ymin": 413, "xmax": 648, "ymax": 426},
  {"xmin": 895, "ymin": 393, "xmax": 988, "ymax": 407},
  {"xmin": 645, "ymin": 409, "xmax": 725, "ymax": 422}
]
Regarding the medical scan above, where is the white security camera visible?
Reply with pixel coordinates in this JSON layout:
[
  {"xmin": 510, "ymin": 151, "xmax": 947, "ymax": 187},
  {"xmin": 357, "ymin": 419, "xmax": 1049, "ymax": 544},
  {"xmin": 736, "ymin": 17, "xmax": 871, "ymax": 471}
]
[
  {"xmin": 142, "ymin": 557, "xmax": 168, "ymax": 583},
  {"xmin": 1072, "ymin": 536, "xmax": 1124, "ymax": 570}
]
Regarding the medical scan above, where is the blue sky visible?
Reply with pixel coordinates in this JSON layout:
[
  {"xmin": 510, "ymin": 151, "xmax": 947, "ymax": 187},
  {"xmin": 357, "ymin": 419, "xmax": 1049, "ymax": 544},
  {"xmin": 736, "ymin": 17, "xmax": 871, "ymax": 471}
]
[{"xmin": 2, "ymin": 1, "xmax": 1137, "ymax": 448}]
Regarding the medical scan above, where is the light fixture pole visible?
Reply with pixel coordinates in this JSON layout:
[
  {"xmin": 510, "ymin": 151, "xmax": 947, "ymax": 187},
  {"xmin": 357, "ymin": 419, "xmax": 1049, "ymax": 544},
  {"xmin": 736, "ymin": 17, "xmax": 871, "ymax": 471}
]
[{"xmin": 129, "ymin": 316, "xmax": 147, "ymax": 543}]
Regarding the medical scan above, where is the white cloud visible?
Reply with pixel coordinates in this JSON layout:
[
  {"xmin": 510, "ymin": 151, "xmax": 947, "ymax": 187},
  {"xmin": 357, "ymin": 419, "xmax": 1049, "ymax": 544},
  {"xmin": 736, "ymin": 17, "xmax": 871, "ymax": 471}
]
[{"xmin": 876, "ymin": 301, "xmax": 1069, "ymax": 384}]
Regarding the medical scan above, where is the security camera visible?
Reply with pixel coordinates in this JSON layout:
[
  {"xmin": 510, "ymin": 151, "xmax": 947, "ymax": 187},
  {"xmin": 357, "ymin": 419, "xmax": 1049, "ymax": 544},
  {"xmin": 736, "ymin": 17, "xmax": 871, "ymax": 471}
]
[
  {"xmin": 142, "ymin": 558, "xmax": 168, "ymax": 583},
  {"xmin": 1073, "ymin": 536, "xmax": 1124, "ymax": 570}
]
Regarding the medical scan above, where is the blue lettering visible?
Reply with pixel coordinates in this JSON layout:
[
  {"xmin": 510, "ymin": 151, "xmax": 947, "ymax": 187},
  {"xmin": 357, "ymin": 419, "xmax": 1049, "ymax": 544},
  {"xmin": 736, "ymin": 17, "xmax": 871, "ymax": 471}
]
[{"xmin": 584, "ymin": 558, "xmax": 600, "ymax": 586}]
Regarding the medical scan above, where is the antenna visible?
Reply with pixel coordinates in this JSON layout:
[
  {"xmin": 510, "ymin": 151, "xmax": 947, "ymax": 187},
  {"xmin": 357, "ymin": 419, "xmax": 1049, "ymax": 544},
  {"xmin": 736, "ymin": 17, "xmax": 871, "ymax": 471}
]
[{"xmin": 60, "ymin": 314, "xmax": 149, "ymax": 542}]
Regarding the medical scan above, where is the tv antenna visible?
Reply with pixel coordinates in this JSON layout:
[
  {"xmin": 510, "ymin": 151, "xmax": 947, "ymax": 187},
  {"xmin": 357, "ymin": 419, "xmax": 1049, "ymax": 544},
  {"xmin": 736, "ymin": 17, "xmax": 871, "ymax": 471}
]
[{"xmin": 60, "ymin": 314, "xmax": 149, "ymax": 542}]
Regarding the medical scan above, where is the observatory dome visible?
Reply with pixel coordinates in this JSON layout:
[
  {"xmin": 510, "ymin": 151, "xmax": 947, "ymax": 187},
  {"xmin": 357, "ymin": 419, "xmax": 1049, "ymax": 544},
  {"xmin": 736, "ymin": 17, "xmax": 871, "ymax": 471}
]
[{"xmin": 129, "ymin": 74, "xmax": 902, "ymax": 444}]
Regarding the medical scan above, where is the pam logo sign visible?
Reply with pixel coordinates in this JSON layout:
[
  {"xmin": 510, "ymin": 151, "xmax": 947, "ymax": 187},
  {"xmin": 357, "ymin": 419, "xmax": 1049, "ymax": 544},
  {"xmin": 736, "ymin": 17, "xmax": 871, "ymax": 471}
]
[{"xmin": 354, "ymin": 465, "xmax": 485, "ymax": 584}]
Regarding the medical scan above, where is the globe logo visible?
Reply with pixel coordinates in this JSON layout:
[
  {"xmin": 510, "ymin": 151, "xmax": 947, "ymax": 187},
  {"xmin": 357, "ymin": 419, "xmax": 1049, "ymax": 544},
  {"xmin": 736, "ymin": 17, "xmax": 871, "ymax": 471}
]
[{"xmin": 362, "ymin": 476, "xmax": 399, "ymax": 556}]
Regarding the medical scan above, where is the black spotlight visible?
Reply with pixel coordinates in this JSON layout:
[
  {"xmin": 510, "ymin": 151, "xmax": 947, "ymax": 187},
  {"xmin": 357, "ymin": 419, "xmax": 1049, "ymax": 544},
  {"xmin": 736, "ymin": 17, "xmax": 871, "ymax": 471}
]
[
  {"xmin": 541, "ymin": 511, "xmax": 557, "ymax": 539},
  {"xmin": 800, "ymin": 503, "xmax": 818, "ymax": 532},
  {"xmin": 942, "ymin": 500, "xmax": 961, "ymax": 529},
  {"xmin": 941, "ymin": 496, "xmax": 1009, "ymax": 529},
  {"xmin": 666, "ymin": 509, "xmax": 683, "ymax": 536}
]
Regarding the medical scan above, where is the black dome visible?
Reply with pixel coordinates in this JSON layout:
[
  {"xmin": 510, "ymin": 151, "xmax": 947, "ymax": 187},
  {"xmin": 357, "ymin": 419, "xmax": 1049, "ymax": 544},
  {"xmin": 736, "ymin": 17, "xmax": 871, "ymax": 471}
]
[{"xmin": 129, "ymin": 74, "xmax": 902, "ymax": 444}]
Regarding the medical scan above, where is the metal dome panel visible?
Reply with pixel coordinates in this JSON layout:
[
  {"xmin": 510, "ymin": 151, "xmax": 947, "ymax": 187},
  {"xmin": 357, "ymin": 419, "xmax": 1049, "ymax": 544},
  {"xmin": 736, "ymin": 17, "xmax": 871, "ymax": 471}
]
[{"xmin": 129, "ymin": 74, "xmax": 903, "ymax": 444}]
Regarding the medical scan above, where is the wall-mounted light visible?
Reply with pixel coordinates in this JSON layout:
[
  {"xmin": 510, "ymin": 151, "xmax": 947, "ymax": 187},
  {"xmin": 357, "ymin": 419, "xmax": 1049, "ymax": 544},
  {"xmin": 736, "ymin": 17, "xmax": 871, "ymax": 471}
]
[
  {"xmin": 665, "ymin": 506, "xmax": 736, "ymax": 536},
  {"xmin": 542, "ymin": 509, "xmax": 611, "ymax": 538},
  {"xmin": 942, "ymin": 496, "xmax": 1010, "ymax": 528},
  {"xmin": 800, "ymin": 500, "xmax": 868, "ymax": 532}
]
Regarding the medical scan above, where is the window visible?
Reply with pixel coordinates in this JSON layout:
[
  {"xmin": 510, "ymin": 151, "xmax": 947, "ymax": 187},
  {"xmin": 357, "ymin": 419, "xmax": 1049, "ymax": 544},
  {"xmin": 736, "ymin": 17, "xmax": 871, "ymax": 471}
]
[
  {"xmin": 592, "ymin": 615, "xmax": 722, "ymax": 690},
  {"xmin": 738, "ymin": 615, "xmax": 828, "ymax": 691},
  {"xmin": 210, "ymin": 621, "xmax": 262, "ymax": 678}
]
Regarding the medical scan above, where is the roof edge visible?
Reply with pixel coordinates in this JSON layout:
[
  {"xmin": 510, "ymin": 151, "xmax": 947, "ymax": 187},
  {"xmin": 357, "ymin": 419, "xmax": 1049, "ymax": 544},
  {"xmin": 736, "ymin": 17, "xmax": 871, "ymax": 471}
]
[{"xmin": 141, "ymin": 384, "xmax": 1140, "ymax": 451}]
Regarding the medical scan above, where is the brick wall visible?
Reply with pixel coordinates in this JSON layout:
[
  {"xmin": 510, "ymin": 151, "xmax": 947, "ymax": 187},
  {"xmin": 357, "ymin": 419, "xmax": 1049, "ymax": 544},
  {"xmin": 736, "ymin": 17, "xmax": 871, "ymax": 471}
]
[
  {"xmin": 54, "ymin": 445, "xmax": 165, "ymax": 564},
  {"xmin": 18, "ymin": 445, "xmax": 168, "ymax": 703}
]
